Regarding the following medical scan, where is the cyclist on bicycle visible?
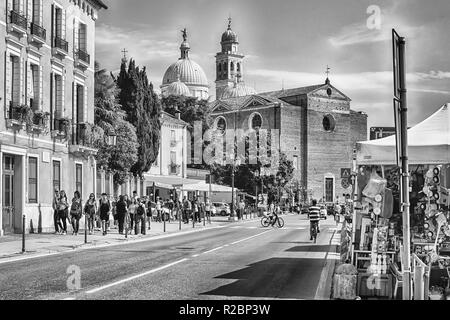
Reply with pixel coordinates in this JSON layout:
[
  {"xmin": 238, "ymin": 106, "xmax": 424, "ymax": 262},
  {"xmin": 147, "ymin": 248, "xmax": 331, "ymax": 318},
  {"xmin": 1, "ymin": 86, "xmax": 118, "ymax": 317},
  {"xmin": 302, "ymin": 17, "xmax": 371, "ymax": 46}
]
[{"xmin": 309, "ymin": 199, "xmax": 321, "ymax": 241}]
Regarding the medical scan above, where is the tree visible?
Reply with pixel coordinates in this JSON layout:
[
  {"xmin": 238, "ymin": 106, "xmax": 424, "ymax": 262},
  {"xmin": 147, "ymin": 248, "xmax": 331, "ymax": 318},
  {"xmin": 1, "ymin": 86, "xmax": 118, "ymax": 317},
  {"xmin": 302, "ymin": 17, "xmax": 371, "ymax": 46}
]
[
  {"xmin": 94, "ymin": 62, "xmax": 138, "ymax": 186},
  {"xmin": 162, "ymin": 95, "xmax": 212, "ymax": 169},
  {"xmin": 115, "ymin": 59, "xmax": 161, "ymax": 177}
]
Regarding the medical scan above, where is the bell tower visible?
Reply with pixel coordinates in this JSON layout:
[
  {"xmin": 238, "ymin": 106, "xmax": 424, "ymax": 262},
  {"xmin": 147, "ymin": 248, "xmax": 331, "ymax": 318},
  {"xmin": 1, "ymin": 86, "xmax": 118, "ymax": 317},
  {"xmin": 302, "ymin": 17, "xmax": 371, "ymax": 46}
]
[{"xmin": 215, "ymin": 17, "xmax": 245, "ymax": 99}]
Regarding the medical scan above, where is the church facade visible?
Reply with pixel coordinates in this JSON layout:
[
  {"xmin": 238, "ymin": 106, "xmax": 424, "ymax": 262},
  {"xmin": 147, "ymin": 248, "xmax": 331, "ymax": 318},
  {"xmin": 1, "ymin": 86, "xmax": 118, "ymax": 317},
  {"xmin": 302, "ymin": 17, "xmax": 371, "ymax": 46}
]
[{"xmin": 160, "ymin": 18, "xmax": 368, "ymax": 203}]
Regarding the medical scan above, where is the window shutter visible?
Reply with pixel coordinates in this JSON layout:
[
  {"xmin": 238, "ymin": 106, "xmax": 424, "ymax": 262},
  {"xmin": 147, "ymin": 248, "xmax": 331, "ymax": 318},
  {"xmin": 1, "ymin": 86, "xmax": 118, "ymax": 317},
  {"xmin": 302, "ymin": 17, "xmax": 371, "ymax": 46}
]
[
  {"xmin": 39, "ymin": 66, "xmax": 43, "ymax": 110},
  {"xmin": 74, "ymin": 19, "xmax": 79, "ymax": 52},
  {"xmin": 5, "ymin": 56, "xmax": 12, "ymax": 105},
  {"xmin": 83, "ymin": 85, "xmax": 88, "ymax": 123},
  {"xmin": 19, "ymin": 0, "xmax": 24, "ymax": 15},
  {"xmin": 7, "ymin": 0, "xmax": 13, "ymax": 14},
  {"xmin": 72, "ymin": 81, "xmax": 76, "ymax": 121},
  {"xmin": 61, "ymin": 74, "xmax": 65, "ymax": 117},
  {"xmin": 61, "ymin": 9, "xmax": 66, "ymax": 39},
  {"xmin": 39, "ymin": 0, "xmax": 43, "ymax": 26},
  {"xmin": 26, "ymin": 61, "xmax": 33, "ymax": 102},
  {"xmin": 19, "ymin": 58, "xmax": 24, "ymax": 104},
  {"xmin": 51, "ymin": 4, "xmax": 55, "ymax": 41},
  {"xmin": 27, "ymin": 0, "xmax": 32, "ymax": 22}
]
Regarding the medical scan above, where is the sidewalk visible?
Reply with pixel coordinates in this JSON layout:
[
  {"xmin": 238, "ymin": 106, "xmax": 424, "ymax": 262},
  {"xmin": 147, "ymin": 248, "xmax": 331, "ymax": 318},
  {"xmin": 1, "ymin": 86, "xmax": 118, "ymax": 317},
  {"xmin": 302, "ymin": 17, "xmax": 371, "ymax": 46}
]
[{"xmin": 0, "ymin": 214, "xmax": 264, "ymax": 261}]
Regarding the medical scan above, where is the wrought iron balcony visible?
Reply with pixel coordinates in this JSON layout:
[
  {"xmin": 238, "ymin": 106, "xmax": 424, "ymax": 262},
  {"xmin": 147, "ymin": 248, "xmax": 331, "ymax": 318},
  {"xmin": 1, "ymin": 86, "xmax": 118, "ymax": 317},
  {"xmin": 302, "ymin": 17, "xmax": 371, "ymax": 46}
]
[
  {"xmin": 69, "ymin": 122, "xmax": 98, "ymax": 156},
  {"xmin": 6, "ymin": 101, "xmax": 22, "ymax": 121},
  {"xmin": 76, "ymin": 49, "xmax": 90, "ymax": 64},
  {"xmin": 54, "ymin": 37, "xmax": 68, "ymax": 53},
  {"xmin": 10, "ymin": 11, "xmax": 27, "ymax": 30},
  {"xmin": 170, "ymin": 140, "xmax": 178, "ymax": 147},
  {"xmin": 30, "ymin": 22, "xmax": 46, "ymax": 40},
  {"xmin": 52, "ymin": 118, "xmax": 71, "ymax": 138}
]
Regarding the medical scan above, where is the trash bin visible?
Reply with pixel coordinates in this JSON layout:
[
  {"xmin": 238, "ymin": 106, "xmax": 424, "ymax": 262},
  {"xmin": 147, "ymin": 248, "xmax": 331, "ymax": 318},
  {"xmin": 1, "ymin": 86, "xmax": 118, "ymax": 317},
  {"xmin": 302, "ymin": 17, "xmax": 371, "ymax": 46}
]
[{"xmin": 333, "ymin": 264, "xmax": 358, "ymax": 300}]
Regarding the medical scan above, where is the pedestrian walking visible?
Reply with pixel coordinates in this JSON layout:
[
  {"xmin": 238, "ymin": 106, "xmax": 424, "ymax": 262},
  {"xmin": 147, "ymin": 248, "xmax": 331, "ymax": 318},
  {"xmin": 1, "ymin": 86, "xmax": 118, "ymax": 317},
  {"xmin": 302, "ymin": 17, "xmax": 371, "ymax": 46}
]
[
  {"xmin": 182, "ymin": 196, "xmax": 191, "ymax": 224},
  {"xmin": 99, "ymin": 193, "xmax": 112, "ymax": 236},
  {"xmin": 70, "ymin": 191, "xmax": 82, "ymax": 235},
  {"xmin": 135, "ymin": 199, "xmax": 146, "ymax": 235},
  {"xmin": 147, "ymin": 197, "xmax": 155, "ymax": 229},
  {"xmin": 57, "ymin": 190, "xmax": 69, "ymax": 235},
  {"xmin": 116, "ymin": 195, "xmax": 128, "ymax": 234},
  {"xmin": 193, "ymin": 198, "xmax": 200, "ymax": 223},
  {"xmin": 53, "ymin": 189, "xmax": 61, "ymax": 234},
  {"xmin": 205, "ymin": 198, "xmax": 212, "ymax": 222},
  {"xmin": 84, "ymin": 193, "xmax": 97, "ymax": 235},
  {"xmin": 239, "ymin": 199, "xmax": 246, "ymax": 220},
  {"xmin": 155, "ymin": 197, "xmax": 162, "ymax": 222},
  {"xmin": 129, "ymin": 197, "xmax": 138, "ymax": 229}
]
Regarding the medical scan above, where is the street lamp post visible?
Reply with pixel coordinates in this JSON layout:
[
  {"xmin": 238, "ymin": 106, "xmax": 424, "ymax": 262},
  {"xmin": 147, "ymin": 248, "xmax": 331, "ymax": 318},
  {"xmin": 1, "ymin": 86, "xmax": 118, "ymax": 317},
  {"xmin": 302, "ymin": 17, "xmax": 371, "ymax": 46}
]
[{"xmin": 229, "ymin": 154, "xmax": 240, "ymax": 222}]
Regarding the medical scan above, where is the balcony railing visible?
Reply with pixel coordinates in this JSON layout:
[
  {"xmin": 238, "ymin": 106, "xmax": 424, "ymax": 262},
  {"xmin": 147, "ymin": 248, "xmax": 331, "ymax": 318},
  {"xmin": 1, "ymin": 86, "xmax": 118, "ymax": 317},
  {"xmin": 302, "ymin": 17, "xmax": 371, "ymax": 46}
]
[
  {"xmin": 30, "ymin": 22, "xmax": 46, "ymax": 40},
  {"xmin": 54, "ymin": 37, "xmax": 68, "ymax": 52},
  {"xmin": 71, "ymin": 123, "xmax": 93, "ymax": 147},
  {"xmin": 53, "ymin": 118, "xmax": 71, "ymax": 137},
  {"xmin": 76, "ymin": 49, "xmax": 90, "ymax": 64},
  {"xmin": 10, "ymin": 11, "xmax": 27, "ymax": 30},
  {"xmin": 170, "ymin": 140, "xmax": 178, "ymax": 147}
]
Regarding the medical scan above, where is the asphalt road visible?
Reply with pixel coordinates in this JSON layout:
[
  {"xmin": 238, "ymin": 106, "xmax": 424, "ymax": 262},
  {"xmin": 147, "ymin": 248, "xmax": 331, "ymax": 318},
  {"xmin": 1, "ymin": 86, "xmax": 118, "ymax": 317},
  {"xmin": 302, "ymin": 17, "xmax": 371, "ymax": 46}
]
[{"xmin": 0, "ymin": 214, "xmax": 339, "ymax": 300}]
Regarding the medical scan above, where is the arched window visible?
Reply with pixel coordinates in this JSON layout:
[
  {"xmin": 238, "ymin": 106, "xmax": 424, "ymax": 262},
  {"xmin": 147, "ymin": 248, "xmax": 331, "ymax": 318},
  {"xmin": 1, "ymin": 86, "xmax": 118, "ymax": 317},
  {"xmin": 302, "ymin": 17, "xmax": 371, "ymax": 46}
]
[
  {"xmin": 249, "ymin": 113, "xmax": 263, "ymax": 130},
  {"xmin": 230, "ymin": 61, "xmax": 234, "ymax": 72},
  {"xmin": 215, "ymin": 117, "xmax": 227, "ymax": 135},
  {"xmin": 237, "ymin": 63, "xmax": 241, "ymax": 72},
  {"xmin": 223, "ymin": 62, "xmax": 227, "ymax": 75},
  {"xmin": 323, "ymin": 114, "xmax": 336, "ymax": 132},
  {"xmin": 218, "ymin": 63, "xmax": 222, "ymax": 72}
]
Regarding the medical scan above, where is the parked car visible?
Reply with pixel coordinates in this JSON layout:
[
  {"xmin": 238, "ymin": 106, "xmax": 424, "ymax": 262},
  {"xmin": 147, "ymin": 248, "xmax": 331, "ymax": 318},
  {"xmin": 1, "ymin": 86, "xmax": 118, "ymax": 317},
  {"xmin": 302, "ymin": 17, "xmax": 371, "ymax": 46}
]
[
  {"xmin": 213, "ymin": 202, "xmax": 231, "ymax": 216},
  {"xmin": 210, "ymin": 206, "xmax": 217, "ymax": 216}
]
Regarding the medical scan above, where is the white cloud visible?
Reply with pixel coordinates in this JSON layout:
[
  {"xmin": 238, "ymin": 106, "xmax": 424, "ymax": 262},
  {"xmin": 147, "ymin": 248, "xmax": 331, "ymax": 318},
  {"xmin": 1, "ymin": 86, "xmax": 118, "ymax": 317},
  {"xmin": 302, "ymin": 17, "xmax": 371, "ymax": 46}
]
[{"xmin": 329, "ymin": 4, "xmax": 424, "ymax": 47}]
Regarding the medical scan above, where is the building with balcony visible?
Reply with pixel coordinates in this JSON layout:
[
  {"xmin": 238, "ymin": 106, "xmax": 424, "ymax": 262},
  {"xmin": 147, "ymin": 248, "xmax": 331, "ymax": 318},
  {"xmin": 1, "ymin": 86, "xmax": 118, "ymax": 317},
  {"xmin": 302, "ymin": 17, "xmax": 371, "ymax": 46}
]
[{"xmin": 0, "ymin": 0, "xmax": 107, "ymax": 235}]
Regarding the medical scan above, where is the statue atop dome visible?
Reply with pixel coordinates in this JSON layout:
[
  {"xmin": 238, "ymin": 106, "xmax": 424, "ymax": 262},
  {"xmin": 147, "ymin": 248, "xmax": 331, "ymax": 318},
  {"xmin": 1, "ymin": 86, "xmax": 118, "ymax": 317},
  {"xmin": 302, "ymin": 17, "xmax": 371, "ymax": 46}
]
[{"xmin": 181, "ymin": 28, "xmax": 187, "ymax": 41}]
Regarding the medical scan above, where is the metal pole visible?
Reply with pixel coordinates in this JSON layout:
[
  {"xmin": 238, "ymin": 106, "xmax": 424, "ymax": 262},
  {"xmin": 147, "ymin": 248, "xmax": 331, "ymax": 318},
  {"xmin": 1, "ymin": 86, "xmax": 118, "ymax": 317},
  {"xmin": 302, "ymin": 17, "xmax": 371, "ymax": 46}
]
[
  {"xmin": 399, "ymin": 36, "xmax": 411, "ymax": 300},
  {"xmin": 84, "ymin": 211, "xmax": 87, "ymax": 244},
  {"xmin": 163, "ymin": 212, "xmax": 166, "ymax": 232},
  {"xmin": 231, "ymin": 164, "xmax": 236, "ymax": 221},
  {"xmin": 22, "ymin": 215, "xmax": 26, "ymax": 253}
]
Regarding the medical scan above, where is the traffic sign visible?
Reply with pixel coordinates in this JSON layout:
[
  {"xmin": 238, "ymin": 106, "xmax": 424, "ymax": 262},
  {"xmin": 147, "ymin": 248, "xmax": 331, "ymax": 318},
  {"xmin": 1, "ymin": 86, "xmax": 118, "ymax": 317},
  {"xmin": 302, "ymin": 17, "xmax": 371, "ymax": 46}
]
[
  {"xmin": 341, "ymin": 168, "xmax": 351, "ymax": 179},
  {"xmin": 342, "ymin": 178, "xmax": 350, "ymax": 189}
]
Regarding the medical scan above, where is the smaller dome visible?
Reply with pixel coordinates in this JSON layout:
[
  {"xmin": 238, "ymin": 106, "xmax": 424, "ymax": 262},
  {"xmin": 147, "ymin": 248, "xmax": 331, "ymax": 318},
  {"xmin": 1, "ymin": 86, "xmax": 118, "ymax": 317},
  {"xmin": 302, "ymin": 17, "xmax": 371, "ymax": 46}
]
[
  {"xmin": 220, "ymin": 81, "xmax": 257, "ymax": 99},
  {"xmin": 166, "ymin": 79, "xmax": 191, "ymax": 97},
  {"xmin": 222, "ymin": 29, "xmax": 238, "ymax": 43},
  {"xmin": 221, "ymin": 17, "xmax": 238, "ymax": 43}
]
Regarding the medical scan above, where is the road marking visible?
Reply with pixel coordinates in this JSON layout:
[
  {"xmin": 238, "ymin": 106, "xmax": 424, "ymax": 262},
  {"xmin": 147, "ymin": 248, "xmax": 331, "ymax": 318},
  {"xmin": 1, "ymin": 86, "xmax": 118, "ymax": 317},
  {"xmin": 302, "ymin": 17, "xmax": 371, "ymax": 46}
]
[
  {"xmin": 230, "ymin": 230, "xmax": 272, "ymax": 245},
  {"xmin": 86, "ymin": 258, "xmax": 189, "ymax": 295},
  {"xmin": 202, "ymin": 246, "xmax": 225, "ymax": 254}
]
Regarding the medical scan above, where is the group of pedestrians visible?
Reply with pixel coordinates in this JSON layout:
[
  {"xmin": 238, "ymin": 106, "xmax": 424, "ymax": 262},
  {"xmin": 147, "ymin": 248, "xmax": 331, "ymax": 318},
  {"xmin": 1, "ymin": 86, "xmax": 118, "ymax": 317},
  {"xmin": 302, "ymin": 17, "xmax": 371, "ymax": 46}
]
[
  {"xmin": 52, "ymin": 189, "xmax": 218, "ymax": 236},
  {"xmin": 53, "ymin": 189, "xmax": 113, "ymax": 236}
]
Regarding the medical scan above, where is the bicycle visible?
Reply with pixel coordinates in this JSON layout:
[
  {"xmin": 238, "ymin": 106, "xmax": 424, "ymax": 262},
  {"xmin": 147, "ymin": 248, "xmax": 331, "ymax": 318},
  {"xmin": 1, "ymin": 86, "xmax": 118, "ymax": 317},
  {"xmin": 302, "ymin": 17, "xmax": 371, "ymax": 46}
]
[
  {"xmin": 311, "ymin": 221, "xmax": 319, "ymax": 243},
  {"xmin": 261, "ymin": 214, "xmax": 284, "ymax": 228}
]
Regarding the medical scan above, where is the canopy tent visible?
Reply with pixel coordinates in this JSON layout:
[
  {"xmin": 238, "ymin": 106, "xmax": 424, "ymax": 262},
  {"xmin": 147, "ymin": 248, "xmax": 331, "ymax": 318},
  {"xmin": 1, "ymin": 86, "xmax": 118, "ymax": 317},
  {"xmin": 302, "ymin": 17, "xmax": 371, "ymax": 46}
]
[
  {"xmin": 182, "ymin": 180, "xmax": 237, "ymax": 193},
  {"xmin": 357, "ymin": 103, "xmax": 450, "ymax": 165},
  {"xmin": 143, "ymin": 175, "xmax": 200, "ymax": 189}
]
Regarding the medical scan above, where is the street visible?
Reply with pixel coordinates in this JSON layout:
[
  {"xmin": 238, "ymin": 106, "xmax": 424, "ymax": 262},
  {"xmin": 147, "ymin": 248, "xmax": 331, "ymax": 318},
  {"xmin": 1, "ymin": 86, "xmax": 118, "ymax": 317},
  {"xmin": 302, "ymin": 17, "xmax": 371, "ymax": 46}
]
[{"xmin": 0, "ymin": 215, "xmax": 339, "ymax": 300}]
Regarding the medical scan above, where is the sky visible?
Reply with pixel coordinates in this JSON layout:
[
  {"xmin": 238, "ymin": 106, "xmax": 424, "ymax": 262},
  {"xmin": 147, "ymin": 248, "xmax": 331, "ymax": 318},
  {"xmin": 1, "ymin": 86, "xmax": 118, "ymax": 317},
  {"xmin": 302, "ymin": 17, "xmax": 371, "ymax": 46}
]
[{"xmin": 95, "ymin": 0, "xmax": 450, "ymax": 129}]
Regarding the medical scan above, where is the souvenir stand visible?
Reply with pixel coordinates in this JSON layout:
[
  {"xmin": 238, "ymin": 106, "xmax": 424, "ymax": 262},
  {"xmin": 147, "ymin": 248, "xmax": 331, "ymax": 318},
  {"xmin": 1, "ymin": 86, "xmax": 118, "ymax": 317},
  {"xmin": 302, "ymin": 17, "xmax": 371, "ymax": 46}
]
[{"xmin": 354, "ymin": 104, "xmax": 450, "ymax": 299}]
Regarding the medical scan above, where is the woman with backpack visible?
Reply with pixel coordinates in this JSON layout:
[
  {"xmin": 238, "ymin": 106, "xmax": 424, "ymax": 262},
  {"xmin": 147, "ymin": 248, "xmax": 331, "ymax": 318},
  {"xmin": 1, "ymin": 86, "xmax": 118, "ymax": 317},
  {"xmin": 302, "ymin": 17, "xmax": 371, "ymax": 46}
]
[
  {"xmin": 84, "ymin": 193, "xmax": 97, "ymax": 235},
  {"xmin": 70, "ymin": 191, "xmax": 83, "ymax": 235},
  {"xmin": 57, "ymin": 190, "xmax": 69, "ymax": 235},
  {"xmin": 135, "ymin": 199, "xmax": 146, "ymax": 235},
  {"xmin": 99, "ymin": 193, "xmax": 111, "ymax": 236}
]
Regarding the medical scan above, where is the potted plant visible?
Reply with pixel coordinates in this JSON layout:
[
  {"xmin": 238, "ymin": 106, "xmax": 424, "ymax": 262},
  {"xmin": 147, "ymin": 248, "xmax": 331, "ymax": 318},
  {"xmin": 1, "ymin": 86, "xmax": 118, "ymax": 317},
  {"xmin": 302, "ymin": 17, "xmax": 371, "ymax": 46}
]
[
  {"xmin": 32, "ymin": 110, "xmax": 50, "ymax": 126},
  {"xmin": 55, "ymin": 117, "xmax": 71, "ymax": 137},
  {"xmin": 14, "ymin": 104, "xmax": 33, "ymax": 123}
]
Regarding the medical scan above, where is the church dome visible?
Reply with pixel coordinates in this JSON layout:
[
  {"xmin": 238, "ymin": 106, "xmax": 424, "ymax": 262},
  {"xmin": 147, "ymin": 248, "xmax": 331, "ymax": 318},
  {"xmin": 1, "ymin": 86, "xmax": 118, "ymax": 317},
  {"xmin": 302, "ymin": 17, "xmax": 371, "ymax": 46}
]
[
  {"xmin": 220, "ymin": 80, "xmax": 257, "ymax": 99},
  {"xmin": 162, "ymin": 59, "xmax": 208, "ymax": 88},
  {"xmin": 165, "ymin": 78, "xmax": 191, "ymax": 97},
  {"xmin": 221, "ymin": 18, "xmax": 238, "ymax": 43}
]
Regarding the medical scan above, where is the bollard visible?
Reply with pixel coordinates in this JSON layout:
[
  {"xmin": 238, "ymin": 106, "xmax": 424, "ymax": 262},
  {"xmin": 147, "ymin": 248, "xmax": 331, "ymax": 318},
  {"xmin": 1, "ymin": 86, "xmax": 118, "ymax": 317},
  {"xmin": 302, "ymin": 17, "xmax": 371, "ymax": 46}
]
[
  {"xmin": 84, "ymin": 213, "xmax": 88, "ymax": 244},
  {"xmin": 125, "ymin": 218, "xmax": 128, "ymax": 239},
  {"xmin": 203, "ymin": 212, "xmax": 206, "ymax": 227},
  {"xmin": 163, "ymin": 214, "xmax": 166, "ymax": 233},
  {"xmin": 179, "ymin": 209, "xmax": 182, "ymax": 231},
  {"xmin": 193, "ymin": 212, "xmax": 195, "ymax": 228},
  {"xmin": 22, "ymin": 215, "xmax": 26, "ymax": 253}
]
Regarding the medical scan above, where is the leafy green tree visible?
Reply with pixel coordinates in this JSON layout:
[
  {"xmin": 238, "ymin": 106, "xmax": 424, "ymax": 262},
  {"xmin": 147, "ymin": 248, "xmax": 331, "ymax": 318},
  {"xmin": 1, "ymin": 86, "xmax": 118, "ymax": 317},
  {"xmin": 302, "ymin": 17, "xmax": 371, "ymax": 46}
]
[
  {"xmin": 115, "ymin": 59, "xmax": 161, "ymax": 177},
  {"xmin": 94, "ymin": 62, "xmax": 138, "ymax": 186}
]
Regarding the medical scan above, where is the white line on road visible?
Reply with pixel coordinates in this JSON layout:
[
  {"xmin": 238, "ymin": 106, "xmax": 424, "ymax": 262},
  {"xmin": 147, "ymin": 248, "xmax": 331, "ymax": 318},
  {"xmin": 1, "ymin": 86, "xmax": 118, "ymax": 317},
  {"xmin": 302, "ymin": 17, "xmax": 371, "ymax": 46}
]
[
  {"xmin": 85, "ymin": 258, "xmax": 189, "ymax": 295},
  {"xmin": 202, "ymin": 246, "xmax": 225, "ymax": 254},
  {"xmin": 230, "ymin": 230, "xmax": 272, "ymax": 245}
]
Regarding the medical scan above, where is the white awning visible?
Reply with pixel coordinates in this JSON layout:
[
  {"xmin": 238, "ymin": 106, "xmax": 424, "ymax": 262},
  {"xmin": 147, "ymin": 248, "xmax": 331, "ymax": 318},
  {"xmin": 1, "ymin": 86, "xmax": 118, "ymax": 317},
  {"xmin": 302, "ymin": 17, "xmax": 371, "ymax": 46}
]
[{"xmin": 357, "ymin": 103, "xmax": 450, "ymax": 165}]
